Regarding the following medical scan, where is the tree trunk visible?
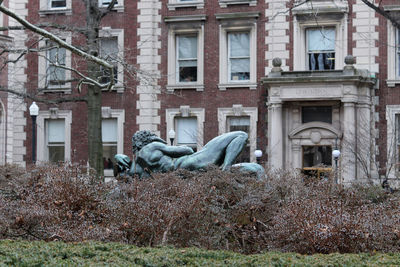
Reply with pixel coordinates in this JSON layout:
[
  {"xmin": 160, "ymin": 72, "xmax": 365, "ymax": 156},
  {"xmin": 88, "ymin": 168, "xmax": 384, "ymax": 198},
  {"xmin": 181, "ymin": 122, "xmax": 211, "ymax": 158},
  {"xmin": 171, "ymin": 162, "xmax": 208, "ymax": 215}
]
[{"xmin": 86, "ymin": 0, "xmax": 103, "ymax": 177}]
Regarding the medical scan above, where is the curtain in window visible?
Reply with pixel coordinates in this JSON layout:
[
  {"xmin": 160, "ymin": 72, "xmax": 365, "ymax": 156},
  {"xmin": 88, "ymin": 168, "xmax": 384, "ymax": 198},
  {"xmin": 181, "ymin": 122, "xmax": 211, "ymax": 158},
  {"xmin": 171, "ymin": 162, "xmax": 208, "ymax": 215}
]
[
  {"xmin": 178, "ymin": 36, "xmax": 197, "ymax": 60},
  {"xmin": 307, "ymin": 28, "xmax": 335, "ymax": 52},
  {"xmin": 48, "ymin": 120, "xmax": 65, "ymax": 143},
  {"xmin": 102, "ymin": 119, "xmax": 118, "ymax": 142},
  {"xmin": 177, "ymin": 117, "xmax": 197, "ymax": 144}
]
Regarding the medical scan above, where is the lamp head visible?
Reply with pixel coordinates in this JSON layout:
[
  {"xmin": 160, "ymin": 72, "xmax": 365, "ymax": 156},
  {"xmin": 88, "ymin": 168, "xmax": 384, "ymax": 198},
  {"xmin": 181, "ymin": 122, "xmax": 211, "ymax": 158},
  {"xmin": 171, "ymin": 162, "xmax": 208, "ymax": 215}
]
[{"xmin": 29, "ymin": 102, "xmax": 39, "ymax": 116}]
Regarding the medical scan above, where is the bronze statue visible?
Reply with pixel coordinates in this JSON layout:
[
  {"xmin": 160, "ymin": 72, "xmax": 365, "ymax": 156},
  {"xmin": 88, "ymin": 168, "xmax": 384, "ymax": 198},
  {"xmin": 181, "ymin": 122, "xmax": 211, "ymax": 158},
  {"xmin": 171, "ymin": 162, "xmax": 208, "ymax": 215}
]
[{"xmin": 114, "ymin": 130, "xmax": 265, "ymax": 179}]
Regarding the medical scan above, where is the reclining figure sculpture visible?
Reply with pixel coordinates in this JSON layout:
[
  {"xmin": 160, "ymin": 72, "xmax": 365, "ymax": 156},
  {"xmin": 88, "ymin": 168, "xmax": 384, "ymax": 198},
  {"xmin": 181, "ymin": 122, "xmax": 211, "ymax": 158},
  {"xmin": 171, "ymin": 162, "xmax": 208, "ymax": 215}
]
[{"xmin": 114, "ymin": 130, "xmax": 265, "ymax": 179}]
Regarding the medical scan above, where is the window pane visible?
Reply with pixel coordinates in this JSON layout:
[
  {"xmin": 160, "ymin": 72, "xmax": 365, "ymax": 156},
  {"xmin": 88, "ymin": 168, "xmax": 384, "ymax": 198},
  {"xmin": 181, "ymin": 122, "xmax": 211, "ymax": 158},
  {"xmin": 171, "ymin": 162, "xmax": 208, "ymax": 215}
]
[
  {"xmin": 47, "ymin": 42, "xmax": 66, "ymax": 84},
  {"xmin": 230, "ymin": 58, "xmax": 250, "ymax": 80},
  {"xmin": 179, "ymin": 65, "xmax": 197, "ymax": 82},
  {"xmin": 177, "ymin": 117, "xmax": 197, "ymax": 144},
  {"xmin": 309, "ymin": 52, "xmax": 335, "ymax": 70},
  {"xmin": 47, "ymin": 119, "xmax": 65, "ymax": 143},
  {"xmin": 101, "ymin": 0, "xmax": 118, "ymax": 5},
  {"xmin": 103, "ymin": 145, "xmax": 117, "ymax": 169},
  {"xmin": 49, "ymin": 145, "xmax": 65, "ymax": 162},
  {"xmin": 51, "ymin": 0, "xmax": 66, "ymax": 8},
  {"xmin": 100, "ymin": 37, "xmax": 119, "ymax": 83},
  {"xmin": 178, "ymin": 36, "xmax": 197, "ymax": 59},
  {"xmin": 102, "ymin": 119, "xmax": 118, "ymax": 142},
  {"xmin": 303, "ymin": 146, "xmax": 332, "ymax": 167},
  {"xmin": 307, "ymin": 28, "xmax": 335, "ymax": 52},
  {"xmin": 302, "ymin": 106, "xmax": 332, "ymax": 124},
  {"xmin": 228, "ymin": 117, "xmax": 250, "ymax": 163},
  {"xmin": 229, "ymin": 33, "xmax": 250, "ymax": 57}
]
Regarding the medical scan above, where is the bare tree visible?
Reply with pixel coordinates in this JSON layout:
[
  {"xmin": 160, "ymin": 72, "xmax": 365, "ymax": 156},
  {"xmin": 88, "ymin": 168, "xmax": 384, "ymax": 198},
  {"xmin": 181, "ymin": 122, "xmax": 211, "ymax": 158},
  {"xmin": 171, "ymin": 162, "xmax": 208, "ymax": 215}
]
[{"xmin": 0, "ymin": 0, "xmax": 143, "ymax": 176}]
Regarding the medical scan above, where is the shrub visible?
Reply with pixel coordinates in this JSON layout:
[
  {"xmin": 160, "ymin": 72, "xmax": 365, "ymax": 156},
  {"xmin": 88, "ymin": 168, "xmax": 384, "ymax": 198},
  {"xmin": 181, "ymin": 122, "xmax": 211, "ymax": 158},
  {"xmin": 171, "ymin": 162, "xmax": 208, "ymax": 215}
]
[{"xmin": 1, "ymin": 163, "xmax": 400, "ymax": 254}]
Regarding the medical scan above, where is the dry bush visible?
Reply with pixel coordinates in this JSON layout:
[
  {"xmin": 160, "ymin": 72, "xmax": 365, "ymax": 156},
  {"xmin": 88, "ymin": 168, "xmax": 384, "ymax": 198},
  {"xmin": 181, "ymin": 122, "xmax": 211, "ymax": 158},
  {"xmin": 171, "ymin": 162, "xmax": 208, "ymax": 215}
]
[{"xmin": 1, "ymin": 164, "xmax": 400, "ymax": 254}]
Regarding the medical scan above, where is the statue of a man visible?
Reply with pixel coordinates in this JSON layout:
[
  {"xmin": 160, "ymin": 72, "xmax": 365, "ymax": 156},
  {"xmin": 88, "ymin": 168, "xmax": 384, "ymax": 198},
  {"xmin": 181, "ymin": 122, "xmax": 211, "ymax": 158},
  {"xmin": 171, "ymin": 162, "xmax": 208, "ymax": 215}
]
[{"xmin": 115, "ymin": 130, "xmax": 264, "ymax": 179}]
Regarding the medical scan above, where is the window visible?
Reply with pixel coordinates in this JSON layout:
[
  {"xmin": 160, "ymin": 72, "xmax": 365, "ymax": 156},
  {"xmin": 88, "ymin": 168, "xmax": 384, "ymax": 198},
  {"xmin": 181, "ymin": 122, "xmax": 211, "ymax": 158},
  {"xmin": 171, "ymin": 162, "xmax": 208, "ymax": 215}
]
[
  {"xmin": 302, "ymin": 106, "xmax": 332, "ymax": 124},
  {"xmin": 101, "ymin": 107, "xmax": 124, "ymax": 176},
  {"xmin": 46, "ymin": 41, "xmax": 66, "ymax": 86},
  {"xmin": 46, "ymin": 119, "xmax": 65, "ymax": 162},
  {"xmin": 99, "ymin": 28, "xmax": 124, "ymax": 91},
  {"xmin": 167, "ymin": 0, "xmax": 204, "ymax": 10},
  {"xmin": 306, "ymin": 28, "xmax": 335, "ymax": 71},
  {"xmin": 38, "ymin": 35, "xmax": 71, "ymax": 91},
  {"xmin": 217, "ymin": 12, "xmax": 258, "ymax": 90},
  {"xmin": 176, "ymin": 35, "xmax": 198, "ymax": 83},
  {"xmin": 166, "ymin": 106, "xmax": 205, "ymax": 151},
  {"xmin": 218, "ymin": 105, "xmax": 258, "ymax": 162},
  {"xmin": 228, "ymin": 116, "xmax": 250, "ymax": 162},
  {"xmin": 100, "ymin": 0, "xmax": 118, "ymax": 6},
  {"xmin": 50, "ymin": 0, "xmax": 66, "ymax": 8},
  {"xmin": 228, "ymin": 32, "xmax": 250, "ymax": 81},
  {"xmin": 98, "ymin": 0, "xmax": 124, "ymax": 11},
  {"xmin": 176, "ymin": 117, "xmax": 198, "ymax": 151},
  {"xmin": 102, "ymin": 119, "xmax": 117, "ymax": 170},
  {"xmin": 39, "ymin": 0, "xmax": 71, "ymax": 15},
  {"xmin": 99, "ymin": 37, "xmax": 119, "ymax": 84},
  {"xmin": 166, "ymin": 16, "xmax": 205, "ymax": 92}
]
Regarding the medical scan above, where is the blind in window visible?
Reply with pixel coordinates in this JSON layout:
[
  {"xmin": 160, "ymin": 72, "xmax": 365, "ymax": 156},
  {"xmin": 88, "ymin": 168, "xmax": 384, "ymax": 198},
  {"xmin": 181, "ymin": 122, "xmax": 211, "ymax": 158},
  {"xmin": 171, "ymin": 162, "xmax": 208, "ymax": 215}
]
[
  {"xmin": 48, "ymin": 120, "xmax": 65, "ymax": 143},
  {"xmin": 307, "ymin": 28, "xmax": 335, "ymax": 51},
  {"xmin": 178, "ymin": 36, "xmax": 197, "ymax": 60},
  {"xmin": 229, "ymin": 117, "xmax": 250, "ymax": 126},
  {"xmin": 177, "ymin": 117, "xmax": 197, "ymax": 144},
  {"xmin": 102, "ymin": 119, "xmax": 118, "ymax": 142},
  {"xmin": 100, "ymin": 37, "xmax": 119, "ymax": 60}
]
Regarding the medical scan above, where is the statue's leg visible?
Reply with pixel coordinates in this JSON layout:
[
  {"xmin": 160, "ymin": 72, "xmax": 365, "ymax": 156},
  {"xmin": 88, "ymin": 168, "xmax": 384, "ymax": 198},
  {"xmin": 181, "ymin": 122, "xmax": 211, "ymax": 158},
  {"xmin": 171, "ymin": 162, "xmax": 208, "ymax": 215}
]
[{"xmin": 221, "ymin": 132, "xmax": 248, "ymax": 170}]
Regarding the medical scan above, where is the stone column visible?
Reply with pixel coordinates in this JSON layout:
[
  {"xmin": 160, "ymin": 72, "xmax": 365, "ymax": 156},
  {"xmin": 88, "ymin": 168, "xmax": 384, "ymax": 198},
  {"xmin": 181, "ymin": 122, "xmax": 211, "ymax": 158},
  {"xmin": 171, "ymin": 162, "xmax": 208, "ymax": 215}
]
[
  {"xmin": 357, "ymin": 102, "xmax": 372, "ymax": 180},
  {"xmin": 291, "ymin": 140, "xmax": 301, "ymax": 169},
  {"xmin": 268, "ymin": 102, "xmax": 283, "ymax": 169},
  {"xmin": 342, "ymin": 102, "xmax": 356, "ymax": 183}
]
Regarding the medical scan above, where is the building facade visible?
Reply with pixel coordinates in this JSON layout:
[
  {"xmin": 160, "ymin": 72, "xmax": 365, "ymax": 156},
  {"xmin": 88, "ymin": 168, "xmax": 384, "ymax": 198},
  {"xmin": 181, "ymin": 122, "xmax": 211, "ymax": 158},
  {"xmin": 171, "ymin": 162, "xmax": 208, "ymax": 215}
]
[{"xmin": 1, "ymin": 0, "xmax": 400, "ymax": 184}]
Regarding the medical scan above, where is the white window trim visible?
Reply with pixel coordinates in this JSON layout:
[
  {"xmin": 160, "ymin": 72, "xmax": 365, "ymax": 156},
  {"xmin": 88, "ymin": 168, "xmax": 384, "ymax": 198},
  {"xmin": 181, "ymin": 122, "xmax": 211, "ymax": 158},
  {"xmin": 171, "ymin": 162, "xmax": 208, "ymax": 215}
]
[
  {"xmin": 38, "ymin": 33, "xmax": 72, "ymax": 93},
  {"xmin": 293, "ymin": 16, "xmax": 347, "ymax": 71},
  {"xmin": 102, "ymin": 107, "xmax": 125, "ymax": 176},
  {"xmin": 39, "ymin": 0, "xmax": 72, "ymax": 16},
  {"xmin": 387, "ymin": 22, "xmax": 400, "ymax": 87},
  {"xmin": 218, "ymin": 23, "xmax": 257, "ymax": 90},
  {"xmin": 386, "ymin": 105, "xmax": 400, "ymax": 179},
  {"xmin": 218, "ymin": 0, "xmax": 257, "ymax": 8},
  {"xmin": 166, "ymin": 106, "xmax": 205, "ymax": 151},
  {"xmin": 37, "ymin": 109, "xmax": 72, "ymax": 163},
  {"xmin": 98, "ymin": 0, "xmax": 125, "ymax": 12},
  {"xmin": 167, "ymin": 26, "xmax": 204, "ymax": 92},
  {"xmin": 167, "ymin": 0, "xmax": 204, "ymax": 11},
  {"xmin": 0, "ymin": 100, "xmax": 5, "ymax": 165},
  {"xmin": 99, "ymin": 27, "xmax": 125, "ymax": 93},
  {"xmin": 218, "ymin": 105, "xmax": 257, "ymax": 162}
]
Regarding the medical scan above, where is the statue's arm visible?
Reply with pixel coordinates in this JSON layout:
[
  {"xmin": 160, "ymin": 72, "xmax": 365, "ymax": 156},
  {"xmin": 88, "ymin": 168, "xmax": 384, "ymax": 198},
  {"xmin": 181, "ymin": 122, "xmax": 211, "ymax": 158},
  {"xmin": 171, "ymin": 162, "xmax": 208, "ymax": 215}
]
[{"xmin": 158, "ymin": 145, "xmax": 194, "ymax": 158}]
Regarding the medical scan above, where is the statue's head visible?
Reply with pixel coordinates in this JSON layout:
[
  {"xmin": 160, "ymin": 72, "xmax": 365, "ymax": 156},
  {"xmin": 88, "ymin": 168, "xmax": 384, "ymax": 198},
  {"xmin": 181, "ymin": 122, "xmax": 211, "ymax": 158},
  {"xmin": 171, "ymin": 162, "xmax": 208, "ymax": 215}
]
[{"xmin": 132, "ymin": 130, "xmax": 167, "ymax": 154}]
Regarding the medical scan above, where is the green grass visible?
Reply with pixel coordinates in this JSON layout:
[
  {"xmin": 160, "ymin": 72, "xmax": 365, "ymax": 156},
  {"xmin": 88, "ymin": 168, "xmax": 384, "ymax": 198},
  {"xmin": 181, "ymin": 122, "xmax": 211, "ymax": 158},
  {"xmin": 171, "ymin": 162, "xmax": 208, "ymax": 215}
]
[{"xmin": 0, "ymin": 240, "xmax": 399, "ymax": 266}]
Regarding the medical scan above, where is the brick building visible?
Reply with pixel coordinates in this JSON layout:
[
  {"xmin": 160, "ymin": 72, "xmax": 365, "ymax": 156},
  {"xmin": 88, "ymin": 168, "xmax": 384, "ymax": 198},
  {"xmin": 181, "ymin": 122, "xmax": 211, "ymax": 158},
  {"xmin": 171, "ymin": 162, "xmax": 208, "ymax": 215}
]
[{"xmin": 1, "ymin": 0, "xmax": 400, "ymax": 184}]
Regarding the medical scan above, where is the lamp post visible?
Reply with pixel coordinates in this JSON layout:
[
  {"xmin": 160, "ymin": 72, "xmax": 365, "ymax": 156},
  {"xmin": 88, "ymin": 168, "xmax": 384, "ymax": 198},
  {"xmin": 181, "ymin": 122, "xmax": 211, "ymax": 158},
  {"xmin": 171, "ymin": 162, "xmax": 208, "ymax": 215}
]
[
  {"xmin": 29, "ymin": 102, "xmax": 39, "ymax": 164},
  {"xmin": 168, "ymin": 129, "xmax": 175, "ymax": 146},
  {"xmin": 332, "ymin": 138, "xmax": 341, "ymax": 184},
  {"xmin": 254, "ymin": 149, "xmax": 262, "ymax": 164}
]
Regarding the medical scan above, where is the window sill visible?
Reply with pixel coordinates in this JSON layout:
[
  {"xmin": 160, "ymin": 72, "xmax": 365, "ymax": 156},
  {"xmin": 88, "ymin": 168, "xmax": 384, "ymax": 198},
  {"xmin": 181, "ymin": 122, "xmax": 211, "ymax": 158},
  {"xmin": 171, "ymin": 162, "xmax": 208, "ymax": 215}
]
[
  {"xmin": 39, "ymin": 9, "xmax": 72, "ymax": 17},
  {"xmin": 101, "ymin": 83, "xmax": 124, "ymax": 93},
  {"xmin": 167, "ymin": 84, "xmax": 204, "ymax": 92},
  {"xmin": 167, "ymin": 2, "xmax": 204, "ymax": 10},
  {"xmin": 218, "ymin": 0, "xmax": 257, "ymax": 8},
  {"xmin": 218, "ymin": 83, "xmax": 257, "ymax": 90},
  {"xmin": 99, "ymin": 6, "xmax": 125, "ymax": 13},
  {"xmin": 41, "ymin": 85, "xmax": 72, "ymax": 94},
  {"xmin": 387, "ymin": 79, "xmax": 400, "ymax": 88}
]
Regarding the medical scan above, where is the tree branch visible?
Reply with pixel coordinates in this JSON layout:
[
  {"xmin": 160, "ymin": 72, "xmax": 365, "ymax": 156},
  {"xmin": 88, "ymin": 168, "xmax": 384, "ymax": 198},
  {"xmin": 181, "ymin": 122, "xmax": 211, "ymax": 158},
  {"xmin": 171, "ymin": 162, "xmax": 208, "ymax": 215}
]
[
  {"xmin": 101, "ymin": 0, "xmax": 118, "ymax": 18},
  {"xmin": 0, "ymin": 86, "xmax": 88, "ymax": 104}
]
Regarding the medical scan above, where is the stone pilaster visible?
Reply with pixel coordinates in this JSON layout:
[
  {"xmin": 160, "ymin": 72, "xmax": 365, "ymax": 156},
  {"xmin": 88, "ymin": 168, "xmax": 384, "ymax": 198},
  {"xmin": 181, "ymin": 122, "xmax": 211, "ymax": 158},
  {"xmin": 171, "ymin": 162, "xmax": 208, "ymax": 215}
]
[{"xmin": 136, "ymin": 0, "xmax": 161, "ymax": 135}]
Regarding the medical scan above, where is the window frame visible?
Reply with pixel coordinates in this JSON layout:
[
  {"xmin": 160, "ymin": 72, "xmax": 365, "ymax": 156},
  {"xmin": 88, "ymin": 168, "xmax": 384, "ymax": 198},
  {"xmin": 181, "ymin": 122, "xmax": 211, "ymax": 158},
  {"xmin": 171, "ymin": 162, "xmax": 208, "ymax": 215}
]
[
  {"xmin": 46, "ymin": 119, "xmax": 66, "ymax": 163},
  {"xmin": 167, "ymin": 25, "xmax": 204, "ymax": 92},
  {"xmin": 99, "ymin": 27, "xmax": 124, "ymax": 92},
  {"xmin": 175, "ymin": 117, "xmax": 199, "ymax": 150},
  {"xmin": 385, "ymin": 105, "xmax": 400, "ymax": 179},
  {"xmin": 37, "ymin": 109, "xmax": 72, "ymax": 163},
  {"xmin": 175, "ymin": 34, "xmax": 198, "ymax": 84},
  {"xmin": 166, "ymin": 106, "xmax": 205, "ymax": 151},
  {"xmin": 387, "ymin": 23, "xmax": 400, "ymax": 87},
  {"xmin": 39, "ymin": 0, "xmax": 72, "ymax": 16},
  {"xmin": 218, "ymin": 22, "xmax": 257, "ymax": 90},
  {"xmin": 38, "ymin": 34, "xmax": 72, "ymax": 93},
  {"xmin": 218, "ymin": 105, "xmax": 258, "ymax": 162},
  {"xmin": 305, "ymin": 27, "xmax": 336, "ymax": 71}
]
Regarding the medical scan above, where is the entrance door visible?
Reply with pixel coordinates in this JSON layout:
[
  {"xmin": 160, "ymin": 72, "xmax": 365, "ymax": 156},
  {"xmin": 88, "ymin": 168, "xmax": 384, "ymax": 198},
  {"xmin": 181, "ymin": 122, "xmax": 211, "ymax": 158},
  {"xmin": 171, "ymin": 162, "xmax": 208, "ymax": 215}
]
[{"xmin": 302, "ymin": 145, "xmax": 332, "ymax": 178}]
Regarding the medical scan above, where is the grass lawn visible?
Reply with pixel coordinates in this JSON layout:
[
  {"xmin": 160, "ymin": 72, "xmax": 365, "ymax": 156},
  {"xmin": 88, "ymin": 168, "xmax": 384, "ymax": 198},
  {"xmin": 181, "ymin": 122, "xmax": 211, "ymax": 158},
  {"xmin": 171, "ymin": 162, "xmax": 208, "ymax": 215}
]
[{"xmin": 0, "ymin": 240, "xmax": 400, "ymax": 266}]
